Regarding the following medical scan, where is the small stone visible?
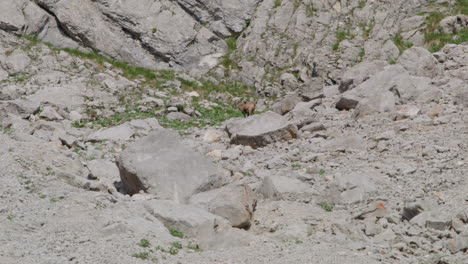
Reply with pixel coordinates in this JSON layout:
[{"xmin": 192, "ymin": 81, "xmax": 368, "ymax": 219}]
[{"xmin": 203, "ymin": 130, "xmax": 223, "ymax": 143}]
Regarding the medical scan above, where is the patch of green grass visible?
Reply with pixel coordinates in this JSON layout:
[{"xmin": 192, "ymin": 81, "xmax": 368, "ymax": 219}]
[
  {"xmin": 158, "ymin": 103, "xmax": 243, "ymax": 130},
  {"xmin": 7, "ymin": 215, "xmax": 15, "ymax": 221},
  {"xmin": 305, "ymin": 3, "xmax": 316, "ymax": 17},
  {"xmin": 455, "ymin": 0, "xmax": 468, "ymax": 15},
  {"xmin": 8, "ymin": 72, "xmax": 30, "ymax": 83},
  {"xmin": 220, "ymin": 37, "xmax": 239, "ymax": 71},
  {"xmin": 295, "ymin": 239, "xmax": 303, "ymax": 244},
  {"xmin": 243, "ymin": 172, "xmax": 253, "ymax": 177},
  {"xmin": 168, "ymin": 227, "xmax": 184, "ymax": 238},
  {"xmin": 274, "ymin": 0, "xmax": 282, "ymax": 8},
  {"xmin": 138, "ymin": 239, "xmax": 151, "ymax": 248},
  {"xmin": 171, "ymin": 242, "xmax": 182, "ymax": 249},
  {"xmin": 392, "ymin": 34, "xmax": 413, "ymax": 55},
  {"xmin": 357, "ymin": 1, "xmax": 366, "ymax": 9},
  {"xmin": 359, "ymin": 22, "xmax": 375, "ymax": 40},
  {"xmin": 421, "ymin": 10, "xmax": 468, "ymax": 52},
  {"xmin": 132, "ymin": 252, "xmax": 149, "ymax": 260},
  {"xmin": 319, "ymin": 169, "xmax": 326, "ymax": 176},
  {"xmin": 187, "ymin": 244, "xmax": 203, "ymax": 252},
  {"xmin": 291, "ymin": 164, "xmax": 302, "ymax": 169},
  {"xmin": 333, "ymin": 31, "xmax": 353, "ymax": 51},
  {"xmin": 49, "ymin": 198, "xmax": 60, "ymax": 203},
  {"xmin": 319, "ymin": 201, "xmax": 333, "ymax": 212}
]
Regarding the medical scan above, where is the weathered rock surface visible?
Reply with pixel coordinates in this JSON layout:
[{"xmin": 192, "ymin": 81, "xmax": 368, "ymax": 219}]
[
  {"xmin": 225, "ymin": 111, "xmax": 298, "ymax": 148},
  {"xmin": 117, "ymin": 130, "xmax": 218, "ymax": 201},
  {"xmin": 189, "ymin": 184, "xmax": 257, "ymax": 228}
]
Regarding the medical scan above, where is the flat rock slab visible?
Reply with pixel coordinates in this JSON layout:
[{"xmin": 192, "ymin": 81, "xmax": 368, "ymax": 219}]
[
  {"xmin": 117, "ymin": 130, "xmax": 218, "ymax": 201},
  {"xmin": 225, "ymin": 111, "xmax": 298, "ymax": 148}
]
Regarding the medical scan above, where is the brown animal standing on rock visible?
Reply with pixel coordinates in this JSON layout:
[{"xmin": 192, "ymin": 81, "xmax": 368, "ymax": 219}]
[{"xmin": 237, "ymin": 101, "xmax": 257, "ymax": 117}]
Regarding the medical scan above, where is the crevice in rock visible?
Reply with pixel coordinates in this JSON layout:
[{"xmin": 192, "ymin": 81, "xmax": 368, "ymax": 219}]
[
  {"xmin": 33, "ymin": 1, "xmax": 90, "ymax": 48},
  {"xmin": 100, "ymin": 11, "xmax": 171, "ymax": 63}
]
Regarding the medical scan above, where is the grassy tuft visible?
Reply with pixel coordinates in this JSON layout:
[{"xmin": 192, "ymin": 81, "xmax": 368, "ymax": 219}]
[
  {"xmin": 319, "ymin": 201, "xmax": 334, "ymax": 212},
  {"xmin": 168, "ymin": 227, "xmax": 184, "ymax": 238},
  {"xmin": 392, "ymin": 34, "xmax": 413, "ymax": 55}
]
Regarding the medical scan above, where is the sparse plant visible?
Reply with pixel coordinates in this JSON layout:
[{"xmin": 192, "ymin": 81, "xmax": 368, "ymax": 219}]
[
  {"xmin": 132, "ymin": 252, "xmax": 149, "ymax": 260},
  {"xmin": 392, "ymin": 34, "xmax": 413, "ymax": 55},
  {"xmin": 305, "ymin": 3, "xmax": 316, "ymax": 17},
  {"xmin": 274, "ymin": 0, "xmax": 282, "ymax": 8},
  {"xmin": 319, "ymin": 201, "xmax": 333, "ymax": 212},
  {"xmin": 138, "ymin": 239, "xmax": 151, "ymax": 248},
  {"xmin": 319, "ymin": 169, "xmax": 326, "ymax": 176},
  {"xmin": 7, "ymin": 215, "xmax": 15, "ymax": 221},
  {"xmin": 171, "ymin": 242, "xmax": 182, "ymax": 249},
  {"xmin": 357, "ymin": 1, "xmax": 366, "ymax": 9},
  {"xmin": 168, "ymin": 227, "xmax": 184, "ymax": 238},
  {"xmin": 291, "ymin": 164, "xmax": 302, "ymax": 169}
]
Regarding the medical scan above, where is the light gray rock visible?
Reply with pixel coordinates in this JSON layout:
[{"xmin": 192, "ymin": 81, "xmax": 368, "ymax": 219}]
[
  {"xmin": 447, "ymin": 231, "xmax": 468, "ymax": 253},
  {"xmin": 0, "ymin": 99, "xmax": 40, "ymax": 119},
  {"xmin": 336, "ymin": 65, "xmax": 435, "ymax": 118},
  {"xmin": 117, "ymin": 130, "xmax": 218, "ymax": 201},
  {"xmin": 338, "ymin": 60, "xmax": 388, "ymax": 93},
  {"xmin": 203, "ymin": 130, "xmax": 223, "ymax": 143},
  {"xmin": 439, "ymin": 15, "xmax": 468, "ymax": 34},
  {"xmin": 39, "ymin": 106, "xmax": 64, "ymax": 121},
  {"xmin": 86, "ymin": 123, "xmax": 134, "ymax": 142},
  {"xmin": 272, "ymin": 94, "xmax": 303, "ymax": 115},
  {"xmin": 1, "ymin": 50, "xmax": 31, "ymax": 73},
  {"xmin": 397, "ymin": 47, "xmax": 442, "ymax": 78},
  {"xmin": 225, "ymin": 111, "xmax": 298, "ymax": 148},
  {"xmin": 189, "ymin": 184, "xmax": 257, "ymax": 228},
  {"xmin": 166, "ymin": 112, "xmax": 191, "ymax": 122},
  {"xmin": 256, "ymin": 176, "xmax": 281, "ymax": 200},
  {"xmin": 221, "ymin": 147, "xmax": 242, "ymax": 160},
  {"xmin": 334, "ymin": 172, "xmax": 377, "ymax": 204},
  {"xmin": 144, "ymin": 200, "xmax": 252, "ymax": 249},
  {"xmin": 395, "ymin": 105, "xmax": 420, "ymax": 120},
  {"xmin": 300, "ymin": 123, "xmax": 325, "ymax": 133}
]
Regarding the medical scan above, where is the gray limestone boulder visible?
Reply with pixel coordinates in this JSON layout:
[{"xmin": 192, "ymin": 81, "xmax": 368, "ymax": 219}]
[
  {"xmin": 397, "ymin": 47, "xmax": 442, "ymax": 78},
  {"xmin": 189, "ymin": 184, "xmax": 257, "ymax": 228},
  {"xmin": 143, "ymin": 200, "xmax": 252, "ymax": 249},
  {"xmin": 336, "ymin": 65, "xmax": 435, "ymax": 118},
  {"xmin": 439, "ymin": 15, "xmax": 468, "ymax": 34},
  {"xmin": 117, "ymin": 130, "xmax": 218, "ymax": 201},
  {"xmin": 225, "ymin": 111, "xmax": 298, "ymax": 148},
  {"xmin": 166, "ymin": 112, "xmax": 191, "ymax": 122},
  {"xmin": 338, "ymin": 60, "xmax": 388, "ymax": 93},
  {"xmin": 86, "ymin": 123, "xmax": 135, "ymax": 142},
  {"xmin": 272, "ymin": 94, "xmax": 303, "ymax": 115}
]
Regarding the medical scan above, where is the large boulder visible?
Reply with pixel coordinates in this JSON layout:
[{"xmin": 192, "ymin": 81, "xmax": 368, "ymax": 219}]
[
  {"xmin": 225, "ymin": 111, "xmax": 298, "ymax": 148},
  {"xmin": 397, "ymin": 47, "xmax": 442, "ymax": 78},
  {"xmin": 335, "ymin": 65, "xmax": 435, "ymax": 118},
  {"xmin": 272, "ymin": 94, "xmax": 303, "ymax": 115},
  {"xmin": 338, "ymin": 60, "xmax": 388, "ymax": 93},
  {"xmin": 189, "ymin": 184, "xmax": 257, "ymax": 228},
  {"xmin": 143, "ymin": 200, "xmax": 252, "ymax": 250},
  {"xmin": 116, "ymin": 130, "xmax": 218, "ymax": 201}
]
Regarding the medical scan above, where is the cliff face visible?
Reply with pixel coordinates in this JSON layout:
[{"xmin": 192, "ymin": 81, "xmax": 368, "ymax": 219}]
[{"xmin": 2, "ymin": 0, "xmax": 464, "ymax": 90}]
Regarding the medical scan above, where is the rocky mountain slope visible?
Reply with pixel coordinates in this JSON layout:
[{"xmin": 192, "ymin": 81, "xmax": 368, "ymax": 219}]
[{"xmin": 0, "ymin": 0, "xmax": 467, "ymax": 264}]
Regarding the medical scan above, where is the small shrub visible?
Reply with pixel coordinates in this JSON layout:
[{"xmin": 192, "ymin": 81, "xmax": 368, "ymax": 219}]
[
  {"xmin": 357, "ymin": 1, "xmax": 366, "ymax": 9},
  {"xmin": 274, "ymin": 0, "xmax": 282, "ymax": 8},
  {"xmin": 171, "ymin": 242, "xmax": 182, "ymax": 249},
  {"xmin": 168, "ymin": 227, "xmax": 184, "ymax": 238},
  {"xmin": 319, "ymin": 201, "xmax": 333, "ymax": 212},
  {"xmin": 305, "ymin": 3, "xmax": 316, "ymax": 17},
  {"xmin": 132, "ymin": 252, "xmax": 149, "ymax": 260},
  {"xmin": 291, "ymin": 164, "xmax": 302, "ymax": 169},
  {"xmin": 138, "ymin": 239, "xmax": 151, "ymax": 248},
  {"xmin": 392, "ymin": 34, "xmax": 413, "ymax": 54}
]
